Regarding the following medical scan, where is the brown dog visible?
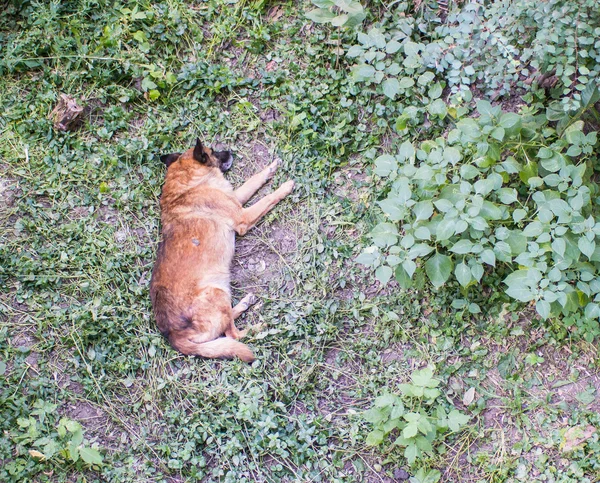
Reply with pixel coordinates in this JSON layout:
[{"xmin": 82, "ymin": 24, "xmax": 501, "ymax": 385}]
[{"xmin": 150, "ymin": 139, "xmax": 294, "ymax": 362}]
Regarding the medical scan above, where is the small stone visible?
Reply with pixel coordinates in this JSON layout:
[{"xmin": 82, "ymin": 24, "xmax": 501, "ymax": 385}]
[{"xmin": 394, "ymin": 468, "xmax": 410, "ymax": 481}]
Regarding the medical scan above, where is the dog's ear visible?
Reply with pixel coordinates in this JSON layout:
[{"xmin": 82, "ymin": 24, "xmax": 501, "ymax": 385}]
[
  {"xmin": 193, "ymin": 138, "xmax": 207, "ymax": 163},
  {"xmin": 160, "ymin": 153, "xmax": 181, "ymax": 167}
]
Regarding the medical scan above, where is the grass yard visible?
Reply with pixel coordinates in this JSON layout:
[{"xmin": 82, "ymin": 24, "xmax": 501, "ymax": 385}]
[{"xmin": 1, "ymin": 1, "xmax": 600, "ymax": 482}]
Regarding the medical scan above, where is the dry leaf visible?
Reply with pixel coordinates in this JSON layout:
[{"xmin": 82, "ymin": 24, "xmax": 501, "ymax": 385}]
[
  {"xmin": 29, "ymin": 449, "xmax": 46, "ymax": 460},
  {"xmin": 268, "ymin": 6, "xmax": 284, "ymax": 22},
  {"xmin": 463, "ymin": 387, "xmax": 476, "ymax": 406},
  {"xmin": 560, "ymin": 425, "xmax": 596, "ymax": 453},
  {"xmin": 49, "ymin": 94, "xmax": 84, "ymax": 131}
]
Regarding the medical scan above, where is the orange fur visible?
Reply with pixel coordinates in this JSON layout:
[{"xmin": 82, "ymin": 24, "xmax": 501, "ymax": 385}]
[{"xmin": 150, "ymin": 141, "xmax": 294, "ymax": 362}]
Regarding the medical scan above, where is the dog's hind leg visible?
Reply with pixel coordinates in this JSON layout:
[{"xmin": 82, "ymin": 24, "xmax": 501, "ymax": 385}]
[
  {"xmin": 235, "ymin": 180, "xmax": 295, "ymax": 235},
  {"xmin": 234, "ymin": 160, "xmax": 279, "ymax": 204},
  {"xmin": 227, "ymin": 294, "xmax": 261, "ymax": 340},
  {"xmin": 232, "ymin": 293, "xmax": 257, "ymax": 318}
]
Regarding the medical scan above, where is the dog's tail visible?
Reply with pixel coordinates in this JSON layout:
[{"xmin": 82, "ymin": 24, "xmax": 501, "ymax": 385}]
[{"xmin": 170, "ymin": 336, "xmax": 255, "ymax": 363}]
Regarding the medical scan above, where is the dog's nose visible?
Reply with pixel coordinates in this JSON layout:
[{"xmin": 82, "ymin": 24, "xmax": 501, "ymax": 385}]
[{"xmin": 221, "ymin": 154, "xmax": 233, "ymax": 171}]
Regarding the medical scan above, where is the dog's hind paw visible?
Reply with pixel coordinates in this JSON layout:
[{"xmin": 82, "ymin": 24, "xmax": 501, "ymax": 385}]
[{"xmin": 241, "ymin": 293, "xmax": 258, "ymax": 308}]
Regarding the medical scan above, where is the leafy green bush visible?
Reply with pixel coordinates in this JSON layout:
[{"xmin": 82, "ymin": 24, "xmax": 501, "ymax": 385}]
[
  {"xmin": 358, "ymin": 90, "xmax": 600, "ymax": 338},
  {"xmin": 3, "ymin": 400, "xmax": 102, "ymax": 479},
  {"xmin": 364, "ymin": 367, "xmax": 469, "ymax": 467},
  {"xmin": 305, "ymin": 0, "xmax": 366, "ymax": 29},
  {"xmin": 345, "ymin": 0, "xmax": 600, "ymax": 110}
]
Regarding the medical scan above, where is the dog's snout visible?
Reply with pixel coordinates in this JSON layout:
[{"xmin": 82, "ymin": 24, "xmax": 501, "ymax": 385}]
[{"xmin": 216, "ymin": 151, "xmax": 233, "ymax": 172}]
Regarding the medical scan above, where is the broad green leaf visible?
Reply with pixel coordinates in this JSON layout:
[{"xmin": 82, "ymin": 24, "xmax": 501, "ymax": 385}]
[
  {"xmin": 346, "ymin": 45, "xmax": 364, "ymax": 57},
  {"xmin": 374, "ymin": 393, "xmax": 396, "ymax": 407},
  {"xmin": 428, "ymin": 83, "xmax": 443, "ymax": 99},
  {"xmin": 447, "ymin": 410, "xmax": 470, "ymax": 431},
  {"xmin": 444, "ymin": 147, "xmax": 461, "ymax": 164},
  {"xmin": 404, "ymin": 443, "xmax": 420, "ymax": 465},
  {"xmin": 363, "ymin": 407, "xmax": 386, "ymax": 423},
  {"xmin": 450, "ymin": 239, "xmax": 473, "ymax": 254},
  {"xmin": 141, "ymin": 77, "xmax": 157, "ymax": 91},
  {"xmin": 411, "ymin": 367, "xmax": 439, "ymax": 387},
  {"xmin": 79, "ymin": 447, "xmax": 103, "ymax": 465},
  {"xmin": 581, "ymin": 81, "xmax": 600, "ymax": 109},
  {"xmin": 499, "ymin": 112, "xmax": 521, "ymax": 129},
  {"xmin": 578, "ymin": 237, "xmax": 596, "ymax": 259},
  {"xmin": 378, "ymin": 197, "xmax": 405, "ymax": 221},
  {"xmin": 476, "ymin": 100, "xmax": 494, "ymax": 117},
  {"xmin": 497, "ymin": 188, "xmax": 518, "ymax": 204},
  {"xmin": 540, "ymin": 153, "xmax": 564, "ymax": 173},
  {"xmin": 480, "ymin": 249, "xmax": 496, "ymax": 267},
  {"xmin": 413, "ymin": 201, "xmax": 433, "ymax": 221},
  {"xmin": 312, "ymin": 0, "xmax": 334, "ymax": 6},
  {"xmin": 395, "ymin": 115, "xmax": 409, "ymax": 131},
  {"xmin": 391, "ymin": 402, "xmax": 405, "ymax": 419},
  {"xmin": 365, "ymin": 430, "xmax": 384, "ymax": 446},
  {"xmin": 353, "ymin": 64, "xmax": 375, "ymax": 81},
  {"xmin": 371, "ymin": 223, "xmax": 398, "ymax": 247},
  {"xmin": 403, "ymin": 422, "xmax": 418, "ymax": 439},
  {"xmin": 512, "ymin": 209, "xmax": 527, "ymax": 223},
  {"xmin": 471, "ymin": 262, "xmax": 484, "ymax": 282},
  {"xmin": 394, "ymin": 177, "xmax": 412, "ymax": 203},
  {"xmin": 491, "ymin": 126, "xmax": 505, "ymax": 141},
  {"xmin": 480, "ymin": 201, "xmax": 503, "ymax": 220},
  {"xmin": 375, "ymin": 265, "xmax": 393, "ymax": 285},
  {"xmin": 404, "ymin": 41, "xmax": 420, "ymax": 56},
  {"xmin": 564, "ymin": 120, "xmax": 585, "ymax": 143},
  {"xmin": 330, "ymin": 14, "xmax": 349, "ymax": 26},
  {"xmin": 460, "ymin": 164, "xmax": 480, "ymax": 180},
  {"xmin": 457, "ymin": 118, "xmax": 481, "ymax": 141},
  {"xmin": 395, "ymin": 265, "xmax": 413, "ymax": 289},
  {"xmin": 305, "ymin": 8, "xmax": 336, "ymax": 23},
  {"xmin": 374, "ymin": 154, "xmax": 397, "ymax": 177},
  {"xmin": 537, "ymin": 147, "xmax": 553, "ymax": 159},
  {"xmin": 436, "ymin": 218, "xmax": 456, "ymax": 241},
  {"xmin": 425, "ymin": 253, "xmax": 453, "ymax": 288},
  {"xmin": 536, "ymin": 300, "xmax": 551, "ymax": 319},
  {"xmin": 505, "ymin": 287, "xmax": 536, "ymax": 303},
  {"xmin": 418, "ymin": 71, "xmax": 435, "ymax": 85},
  {"xmin": 382, "ymin": 78, "xmax": 400, "ymax": 99},
  {"xmin": 519, "ymin": 162, "xmax": 538, "ymax": 184},
  {"xmin": 408, "ymin": 244, "xmax": 434, "ymax": 259},
  {"xmin": 428, "ymin": 99, "xmax": 447, "ymax": 118},
  {"xmin": 398, "ymin": 141, "xmax": 415, "ymax": 160},
  {"xmin": 386, "ymin": 39, "xmax": 402, "ymax": 54},
  {"xmin": 412, "ymin": 468, "xmax": 441, "ymax": 483},
  {"xmin": 399, "ymin": 77, "xmax": 415, "ymax": 88},
  {"xmin": 414, "ymin": 226, "xmax": 431, "ymax": 240},
  {"xmin": 523, "ymin": 221, "xmax": 543, "ymax": 237},
  {"xmin": 455, "ymin": 262, "xmax": 472, "ymax": 287},
  {"xmin": 355, "ymin": 250, "xmax": 379, "ymax": 267},
  {"xmin": 402, "ymin": 259, "xmax": 416, "ymax": 278}
]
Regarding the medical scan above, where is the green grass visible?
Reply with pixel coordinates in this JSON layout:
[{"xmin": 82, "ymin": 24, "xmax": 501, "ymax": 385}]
[{"xmin": 1, "ymin": 1, "xmax": 600, "ymax": 482}]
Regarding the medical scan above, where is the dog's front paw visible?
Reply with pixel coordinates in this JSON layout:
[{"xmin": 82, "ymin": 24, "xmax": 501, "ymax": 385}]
[
  {"xmin": 278, "ymin": 180, "xmax": 295, "ymax": 196},
  {"xmin": 265, "ymin": 160, "xmax": 279, "ymax": 179}
]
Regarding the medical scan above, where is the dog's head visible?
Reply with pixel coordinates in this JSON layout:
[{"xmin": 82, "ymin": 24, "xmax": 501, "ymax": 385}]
[{"xmin": 160, "ymin": 139, "xmax": 233, "ymax": 172}]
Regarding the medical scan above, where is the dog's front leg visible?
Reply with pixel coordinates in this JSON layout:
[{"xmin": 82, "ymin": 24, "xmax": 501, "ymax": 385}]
[
  {"xmin": 234, "ymin": 160, "xmax": 279, "ymax": 204},
  {"xmin": 235, "ymin": 180, "xmax": 294, "ymax": 235}
]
